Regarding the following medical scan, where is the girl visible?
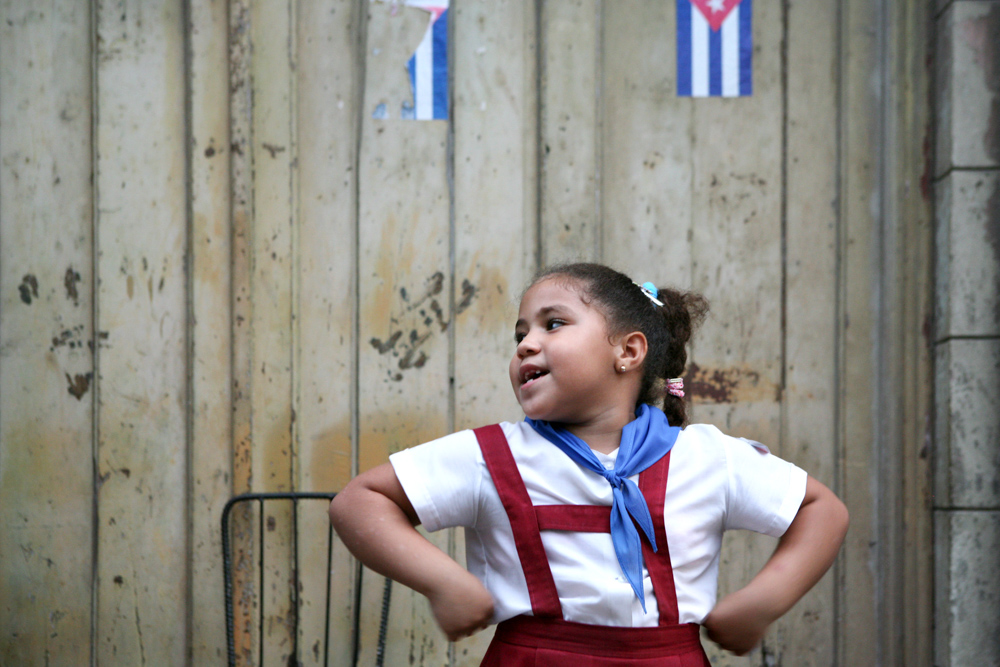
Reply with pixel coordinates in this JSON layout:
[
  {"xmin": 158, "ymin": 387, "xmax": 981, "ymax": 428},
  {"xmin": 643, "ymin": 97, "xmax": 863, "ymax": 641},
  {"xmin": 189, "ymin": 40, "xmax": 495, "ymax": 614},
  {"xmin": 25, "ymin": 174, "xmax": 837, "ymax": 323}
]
[{"xmin": 329, "ymin": 263, "xmax": 849, "ymax": 665}]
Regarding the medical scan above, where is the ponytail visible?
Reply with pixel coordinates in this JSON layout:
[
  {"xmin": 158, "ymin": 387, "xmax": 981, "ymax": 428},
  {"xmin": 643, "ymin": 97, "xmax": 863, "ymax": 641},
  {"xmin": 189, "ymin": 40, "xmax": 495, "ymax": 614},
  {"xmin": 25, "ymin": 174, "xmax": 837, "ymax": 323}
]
[{"xmin": 650, "ymin": 288, "xmax": 708, "ymax": 427}]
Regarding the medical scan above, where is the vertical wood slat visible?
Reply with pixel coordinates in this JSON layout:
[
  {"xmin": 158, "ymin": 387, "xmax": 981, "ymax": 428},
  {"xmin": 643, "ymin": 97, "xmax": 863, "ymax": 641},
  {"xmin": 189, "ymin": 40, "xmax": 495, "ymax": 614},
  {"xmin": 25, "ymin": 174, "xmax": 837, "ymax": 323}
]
[
  {"xmin": 684, "ymin": 3, "xmax": 784, "ymax": 664},
  {"xmin": 539, "ymin": 0, "xmax": 600, "ymax": 264},
  {"xmin": 188, "ymin": 0, "xmax": 234, "ymax": 661},
  {"xmin": 600, "ymin": 1, "xmax": 692, "ymax": 284},
  {"xmin": 94, "ymin": 1, "xmax": 189, "ymax": 663},
  {"xmin": 839, "ymin": 0, "xmax": 879, "ymax": 664},
  {"xmin": 248, "ymin": 0, "xmax": 297, "ymax": 664},
  {"xmin": 0, "ymin": 1, "xmax": 95, "ymax": 662},
  {"xmin": 355, "ymin": 4, "xmax": 452, "ymax": 665},
  {"xmin": 451, "ymin": 0, "xmax": 539, "ymax": 662},
  {"xmin": 295, "ymin": 0, "xmax": 363, "ymax": 664},
  {"xmin": 781, "ymin": 0, "xmax": 840, "ymax": 663},
  {"xmin": 893, "ymin": 4, "xmax": 934, "ymax": 664},
  {"xmin": 228, "ymin": 0, "xmax": 257, "ymax": 659}
]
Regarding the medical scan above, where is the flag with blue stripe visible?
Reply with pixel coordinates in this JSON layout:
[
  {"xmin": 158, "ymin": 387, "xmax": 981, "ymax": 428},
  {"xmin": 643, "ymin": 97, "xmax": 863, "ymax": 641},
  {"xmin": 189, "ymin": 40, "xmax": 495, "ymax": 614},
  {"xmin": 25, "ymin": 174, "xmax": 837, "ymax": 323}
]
[
  {"xmin": 406, "ymin": 2, "xmax": 449, "ymax": 120},
  {"xmin": 677, "ymin": 0, "xmax": 752, "ymax": 97}
]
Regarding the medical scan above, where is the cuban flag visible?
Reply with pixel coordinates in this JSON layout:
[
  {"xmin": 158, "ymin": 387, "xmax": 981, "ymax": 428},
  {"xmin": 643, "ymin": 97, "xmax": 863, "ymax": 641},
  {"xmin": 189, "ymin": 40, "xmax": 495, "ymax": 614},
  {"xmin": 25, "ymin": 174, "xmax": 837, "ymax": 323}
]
[
  {"xmin": 677, "ymin": 0, "xmax": 752, "ymax": 97},
  {"xmin": 406, "ymin": 1, "xmax": 449, "ymax": 120}
]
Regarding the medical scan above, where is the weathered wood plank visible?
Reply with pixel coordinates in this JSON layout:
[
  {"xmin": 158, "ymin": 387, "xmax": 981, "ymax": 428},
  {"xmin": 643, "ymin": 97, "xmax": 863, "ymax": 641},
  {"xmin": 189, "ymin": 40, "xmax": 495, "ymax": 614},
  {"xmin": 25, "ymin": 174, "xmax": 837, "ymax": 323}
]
[
  {"xmin": 355, "ymin": 3, "xmax": 452, "ymax": 665},
  {"xmin": 295, "ymin": 0, "xmax": 363, "ymax": 663},
  {"xmin": 539, "ymin": 0, "xmax": 600, "ymax": 264},
  {"xmin": 228, "ymin": 0, "xmax": 257, "ymax": 662},
  {"xmin": 451, "ymin": 0, "xmax": 539, "ymax": 661},
  {"xmin": 93, "ymin": 0, "xmax": 188, "ymax": 662},
  {"xmin": 601, "ymin": 0, "xmax": 692, "ymax": 287},
  {"xmin": 249, "ymin": 0, "xmax": 297, "ymax": 663},
  {"xmin": 839, "ymin": 0, "xmax": 879, "ymax": 663},
  {"xmin": 188, "ymin": 0, "xmax": 234, "ymax": 661},
  {"xmin": 781, "ymin": 0, "xmax": 840, "ymax": 663},
  {"xmin": 681, "ymin": 2, "xmax": 785, "ymax": 664},
  {"xmin": 0, "ymin": 1, "xmax": 94, "ymax": 663},
  {"xmin": 890, "ymin": 4, "xmax": 934, "ymax": 664}
]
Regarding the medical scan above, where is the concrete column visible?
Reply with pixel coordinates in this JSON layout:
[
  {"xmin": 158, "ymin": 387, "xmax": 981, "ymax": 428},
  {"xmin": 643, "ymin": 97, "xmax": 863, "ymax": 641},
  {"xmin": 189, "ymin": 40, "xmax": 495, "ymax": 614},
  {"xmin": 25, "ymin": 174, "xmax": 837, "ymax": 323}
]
[{"xmin": 933, "ymin": 2, "xmax": 1000, "ymax": 665}]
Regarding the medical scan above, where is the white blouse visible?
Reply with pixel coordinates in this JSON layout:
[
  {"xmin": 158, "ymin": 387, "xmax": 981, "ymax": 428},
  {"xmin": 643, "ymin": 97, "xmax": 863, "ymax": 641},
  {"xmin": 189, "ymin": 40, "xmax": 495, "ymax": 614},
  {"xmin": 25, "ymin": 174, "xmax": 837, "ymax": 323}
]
[{"xmin": 390, "ymin": 421, "xmax": 807, "ymax": 627}]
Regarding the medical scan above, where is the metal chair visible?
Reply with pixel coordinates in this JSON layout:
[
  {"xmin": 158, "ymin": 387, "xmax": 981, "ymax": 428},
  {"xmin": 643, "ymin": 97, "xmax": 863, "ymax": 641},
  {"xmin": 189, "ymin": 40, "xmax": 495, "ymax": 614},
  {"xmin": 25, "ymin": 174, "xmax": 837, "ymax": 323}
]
[{"xmin": 222, "ymin": 492, "xmax": 393, "ymax": 667}]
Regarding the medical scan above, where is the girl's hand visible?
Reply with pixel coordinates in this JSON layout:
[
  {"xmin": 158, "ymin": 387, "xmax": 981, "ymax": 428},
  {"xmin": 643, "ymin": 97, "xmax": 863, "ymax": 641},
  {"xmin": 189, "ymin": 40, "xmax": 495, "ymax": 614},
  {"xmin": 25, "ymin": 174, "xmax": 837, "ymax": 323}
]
[
  {"xmin": 426, "ymin": 569, "xmax": 495, "ymax": 641},
  {"xmin": 702, "ymin": 592, "xmax": 773, "ymax": 656}
]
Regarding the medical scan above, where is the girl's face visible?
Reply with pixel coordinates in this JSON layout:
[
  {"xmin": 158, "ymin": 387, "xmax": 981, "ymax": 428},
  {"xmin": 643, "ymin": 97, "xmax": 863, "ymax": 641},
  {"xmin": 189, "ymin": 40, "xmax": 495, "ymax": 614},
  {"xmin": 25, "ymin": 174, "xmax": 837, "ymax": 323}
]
[{"xmin": 509, "ymin": 278, "xmax": 625, "ymax": 426}]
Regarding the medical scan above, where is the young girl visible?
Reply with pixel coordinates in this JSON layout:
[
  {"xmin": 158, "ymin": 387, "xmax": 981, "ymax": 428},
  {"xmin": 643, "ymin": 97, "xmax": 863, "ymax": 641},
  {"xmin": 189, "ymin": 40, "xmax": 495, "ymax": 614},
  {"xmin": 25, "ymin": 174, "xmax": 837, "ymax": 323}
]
[{"xmin": 329, "ymin": 263, "xmax": 849, "ymax": 665}]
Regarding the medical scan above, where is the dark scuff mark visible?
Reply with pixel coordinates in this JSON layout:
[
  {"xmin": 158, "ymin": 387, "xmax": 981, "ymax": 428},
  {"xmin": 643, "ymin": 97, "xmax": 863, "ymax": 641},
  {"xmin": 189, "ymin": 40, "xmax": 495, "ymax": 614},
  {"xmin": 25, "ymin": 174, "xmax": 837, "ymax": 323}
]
[
  {"xmin": 64, "ymin": 266, "xmax": 81, "ymax": 305},
  {"xmin": 204, "ymin": 145, "xmax": 216, "ymax": 158},
  {"xmin": 429, "ymin": 299, "xmax": 448, "ymax": 332},
  {"xmin": 66, "ymin": 372, "xmax": 92, "ymax": 400},
  {"xmin": 370, "ymin": 331, "xmax": 402, "ymax": 354},
  {"xmin": 266, "ymin": 515, "xmax": 276, "ymax": 532},
  {"xmin": 19, "ymin": 274, "xmax": 38, "ymax": 304},
  {"xmin": 455, "ymin": 279, "xmax": 478, "ymax": 314},
  {"xmin": 114, "ymin": 575, "xmax": 124, "ymax": 585},
  {"xmin": 684, "ymin": 363, "xmax": 761, "ymax": 404},
  {"xmin": 261, "ymin": 143, "xmax": 286, "ymax": 158}
]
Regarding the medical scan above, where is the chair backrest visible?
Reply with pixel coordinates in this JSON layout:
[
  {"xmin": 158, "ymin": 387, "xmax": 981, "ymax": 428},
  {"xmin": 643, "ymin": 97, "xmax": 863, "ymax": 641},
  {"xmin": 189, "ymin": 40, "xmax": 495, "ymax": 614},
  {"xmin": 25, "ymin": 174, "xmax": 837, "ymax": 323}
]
[{"xmin": 222, "ymin": 492, "xmax": 393, "ymax": 667}]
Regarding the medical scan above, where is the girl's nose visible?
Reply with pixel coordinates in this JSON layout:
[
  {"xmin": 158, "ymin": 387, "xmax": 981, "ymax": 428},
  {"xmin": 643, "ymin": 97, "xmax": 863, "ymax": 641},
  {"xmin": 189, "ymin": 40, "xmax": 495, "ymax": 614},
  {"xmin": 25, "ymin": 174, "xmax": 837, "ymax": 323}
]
[{"xmin": 516, "ymin": 332, "xmax": 540, "ymax": 358}]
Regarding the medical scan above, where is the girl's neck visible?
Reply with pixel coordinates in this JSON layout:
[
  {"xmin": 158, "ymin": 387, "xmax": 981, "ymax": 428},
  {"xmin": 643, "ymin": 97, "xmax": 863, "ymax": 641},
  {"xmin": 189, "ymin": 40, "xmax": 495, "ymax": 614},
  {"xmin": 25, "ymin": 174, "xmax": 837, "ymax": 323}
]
[{"xmin": 561, "ymin": 410, "xmax": 633, "ymax": 455}]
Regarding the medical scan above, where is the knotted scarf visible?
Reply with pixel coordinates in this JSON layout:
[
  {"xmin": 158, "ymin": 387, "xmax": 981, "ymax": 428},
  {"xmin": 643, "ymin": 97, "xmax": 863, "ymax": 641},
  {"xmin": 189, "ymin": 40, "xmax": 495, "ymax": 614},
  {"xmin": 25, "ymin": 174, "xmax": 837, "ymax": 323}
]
[{"xmin": 525, "ymin": 403, "xmax": 680, "ymax": 611}]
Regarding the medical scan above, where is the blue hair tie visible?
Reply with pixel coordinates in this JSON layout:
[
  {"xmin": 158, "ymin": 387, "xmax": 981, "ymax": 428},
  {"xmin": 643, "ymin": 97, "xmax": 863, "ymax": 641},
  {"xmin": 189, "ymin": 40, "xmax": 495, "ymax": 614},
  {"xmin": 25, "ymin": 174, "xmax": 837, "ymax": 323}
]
[{"xmin": 635, "ymin": 281, "xmax": 664, "ymax": 307}]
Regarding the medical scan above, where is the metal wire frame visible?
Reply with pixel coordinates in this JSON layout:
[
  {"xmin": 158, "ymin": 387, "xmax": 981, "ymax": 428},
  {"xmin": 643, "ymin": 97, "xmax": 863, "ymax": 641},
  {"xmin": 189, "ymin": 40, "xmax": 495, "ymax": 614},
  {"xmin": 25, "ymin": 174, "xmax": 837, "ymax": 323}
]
[{"xmin": 222, "ymin": 492, "xmax": 395, "ymax": 667}]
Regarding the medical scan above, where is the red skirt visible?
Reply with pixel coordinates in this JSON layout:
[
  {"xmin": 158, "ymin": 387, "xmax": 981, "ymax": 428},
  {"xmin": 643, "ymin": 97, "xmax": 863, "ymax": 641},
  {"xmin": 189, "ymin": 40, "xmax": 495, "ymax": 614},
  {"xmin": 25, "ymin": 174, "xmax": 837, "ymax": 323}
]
[{"xmin": 480, "ymin": 616, "xmax": 712, "ymax": 667}]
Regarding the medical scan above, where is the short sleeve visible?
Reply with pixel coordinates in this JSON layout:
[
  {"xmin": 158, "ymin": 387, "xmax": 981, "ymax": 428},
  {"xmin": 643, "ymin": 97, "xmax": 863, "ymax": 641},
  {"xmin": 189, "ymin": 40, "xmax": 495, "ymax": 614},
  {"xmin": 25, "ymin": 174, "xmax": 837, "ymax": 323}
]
[
  {"xmin": 389, "ymin": 429, "xmax": 483, "ymax": 532},
  {"xmin": 722, "ymin": 435, "xmax": 808, "ymax": 537}
]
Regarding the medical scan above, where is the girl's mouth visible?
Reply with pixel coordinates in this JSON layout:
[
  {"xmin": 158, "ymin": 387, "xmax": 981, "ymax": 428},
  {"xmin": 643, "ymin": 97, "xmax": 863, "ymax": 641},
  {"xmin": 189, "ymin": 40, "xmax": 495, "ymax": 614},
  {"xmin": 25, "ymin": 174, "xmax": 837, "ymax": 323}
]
[{"xmin": 520, "ymin": 368, "xmax": 549, "ymax": 386}]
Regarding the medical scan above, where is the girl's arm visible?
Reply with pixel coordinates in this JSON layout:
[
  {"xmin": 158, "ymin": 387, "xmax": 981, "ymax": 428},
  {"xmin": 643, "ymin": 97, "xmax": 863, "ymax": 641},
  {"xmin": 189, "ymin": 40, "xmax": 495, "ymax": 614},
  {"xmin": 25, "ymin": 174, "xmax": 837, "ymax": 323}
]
[
  {"xmin": 702, "ymin": 475, "xmax": 849, "ymax": 656},
  {"xmin": 328, "ymin": 462, "xmax": 495, "ymax": 641}
]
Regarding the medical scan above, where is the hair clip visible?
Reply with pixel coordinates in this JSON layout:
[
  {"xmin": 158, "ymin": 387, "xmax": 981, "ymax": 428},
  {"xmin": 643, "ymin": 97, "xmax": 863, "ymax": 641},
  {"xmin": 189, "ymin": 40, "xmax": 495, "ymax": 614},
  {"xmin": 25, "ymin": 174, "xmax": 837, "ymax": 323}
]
[
  {"xmin": 666, "ymin": 377, "xmax": 685, "ymax": 398},
  {"xmin": 634, "ymin": 281, "xmax": 664, "ymax": 307}
]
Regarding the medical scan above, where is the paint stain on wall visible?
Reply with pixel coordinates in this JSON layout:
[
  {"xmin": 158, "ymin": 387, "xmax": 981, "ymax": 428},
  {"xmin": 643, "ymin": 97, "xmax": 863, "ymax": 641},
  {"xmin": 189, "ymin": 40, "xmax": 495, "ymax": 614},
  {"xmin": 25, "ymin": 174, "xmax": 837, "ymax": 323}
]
[
  {"xmin": 19, "ymin": 274, "xmax": 39, "ymax": 304},
  {"xmin": 64, "ymin": 266, "xmax": 81, "ymax": 305},
  {"xmin": 685, "ymin": 362, "xmax": 775, "ymax": 404},
  {"xmin": 368, "ymin": 272, "xmax": 478, "ymax": 381},
  {"xmin": 66, "ymin": 372, "xmax": 92, "ymax": 400}
]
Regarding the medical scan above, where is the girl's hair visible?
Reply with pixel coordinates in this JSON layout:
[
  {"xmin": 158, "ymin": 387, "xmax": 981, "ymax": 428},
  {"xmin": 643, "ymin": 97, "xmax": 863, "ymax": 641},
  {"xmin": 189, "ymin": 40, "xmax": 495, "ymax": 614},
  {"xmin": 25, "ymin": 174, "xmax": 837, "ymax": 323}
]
[{"xmin": 530, "ymin": 263, "xmax": 709, "ymax": 427}]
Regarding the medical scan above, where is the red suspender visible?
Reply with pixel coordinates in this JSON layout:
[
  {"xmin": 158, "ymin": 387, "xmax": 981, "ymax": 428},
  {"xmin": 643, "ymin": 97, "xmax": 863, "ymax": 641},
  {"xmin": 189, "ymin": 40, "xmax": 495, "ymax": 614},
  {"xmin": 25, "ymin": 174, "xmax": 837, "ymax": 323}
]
[
  {"xmin": 473, "ymin": 425, "xmax": 681, "ymax": 625},
  {"xmin": 639, "ymin": 451, "xmax": 679, "ymax": 626},
  {"xmin": 474, "ymin": 425, "xmax": 563, "ymax": 618}
]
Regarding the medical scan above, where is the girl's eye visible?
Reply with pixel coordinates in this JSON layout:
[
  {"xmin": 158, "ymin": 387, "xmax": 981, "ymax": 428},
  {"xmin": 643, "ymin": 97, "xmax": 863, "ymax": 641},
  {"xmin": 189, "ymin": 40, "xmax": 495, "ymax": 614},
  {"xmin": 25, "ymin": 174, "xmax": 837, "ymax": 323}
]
[
  {"xmin": 514, "ymin": 331, "xmax": 526, "ymax": 344},
  {"xmin": 546, "ymin": 319, "xmax": 565, "ymax": 331}
]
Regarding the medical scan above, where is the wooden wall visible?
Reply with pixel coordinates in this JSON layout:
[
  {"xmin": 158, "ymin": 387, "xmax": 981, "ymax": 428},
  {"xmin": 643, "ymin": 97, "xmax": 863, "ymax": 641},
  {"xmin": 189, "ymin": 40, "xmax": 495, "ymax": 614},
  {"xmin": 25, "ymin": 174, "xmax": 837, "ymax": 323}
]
[{"xmin": 0, "ymin": 1, "xmax": 934, "ymax": 665}]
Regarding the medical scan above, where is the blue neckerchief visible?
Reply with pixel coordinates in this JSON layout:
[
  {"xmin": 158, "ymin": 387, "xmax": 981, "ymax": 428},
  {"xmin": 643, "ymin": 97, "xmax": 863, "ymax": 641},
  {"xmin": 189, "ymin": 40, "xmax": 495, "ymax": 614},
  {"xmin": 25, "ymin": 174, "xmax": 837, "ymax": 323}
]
[{"xmin": 525, "ymin": 404, "xmax": 680, "ymax": 611}]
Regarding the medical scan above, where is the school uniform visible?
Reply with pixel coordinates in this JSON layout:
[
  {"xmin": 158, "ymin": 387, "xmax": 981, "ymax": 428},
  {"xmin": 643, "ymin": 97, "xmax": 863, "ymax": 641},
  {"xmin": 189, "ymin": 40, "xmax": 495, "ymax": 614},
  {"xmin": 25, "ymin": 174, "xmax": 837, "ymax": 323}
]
[{"xmin": 390, "ymin": 420, "xmax": 807, "ymax": 664}]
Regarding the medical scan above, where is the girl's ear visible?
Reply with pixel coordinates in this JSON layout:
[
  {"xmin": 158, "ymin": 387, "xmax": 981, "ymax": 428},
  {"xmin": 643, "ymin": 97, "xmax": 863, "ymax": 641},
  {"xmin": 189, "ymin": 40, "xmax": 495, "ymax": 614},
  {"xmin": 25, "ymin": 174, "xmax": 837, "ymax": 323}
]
[{"xmin": 616, "ymin": 331, "xmax": 648, "ymax": 372}]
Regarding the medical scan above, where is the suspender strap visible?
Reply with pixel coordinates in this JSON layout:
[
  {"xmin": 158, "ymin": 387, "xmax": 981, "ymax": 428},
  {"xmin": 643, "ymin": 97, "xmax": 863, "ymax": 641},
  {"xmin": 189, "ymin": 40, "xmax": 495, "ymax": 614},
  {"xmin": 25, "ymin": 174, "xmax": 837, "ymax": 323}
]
[
  {"xmin": 534, "ymin": 505, "xmax": 612, "ymax": 532},
  {"xmin": 474, "ymin": 425, "xmax": 563, "ymax": 618},
  {"xmin": 639, "ymin": 451, "xmax": 679, "ymax": 626}
]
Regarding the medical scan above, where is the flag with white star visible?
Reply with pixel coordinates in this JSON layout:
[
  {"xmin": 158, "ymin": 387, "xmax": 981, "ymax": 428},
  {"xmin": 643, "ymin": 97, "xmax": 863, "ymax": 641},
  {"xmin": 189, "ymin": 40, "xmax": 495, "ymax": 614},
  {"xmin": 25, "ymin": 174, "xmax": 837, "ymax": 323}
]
[{"xmin": 677, "ymin": 0, "xmax": 752, "ymax": 97}]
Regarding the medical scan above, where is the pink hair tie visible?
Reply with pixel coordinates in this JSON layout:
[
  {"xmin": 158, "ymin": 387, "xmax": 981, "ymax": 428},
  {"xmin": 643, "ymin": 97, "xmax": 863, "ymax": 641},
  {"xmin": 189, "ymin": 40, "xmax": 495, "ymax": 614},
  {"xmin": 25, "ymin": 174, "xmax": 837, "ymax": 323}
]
[{"xmin": 667, "ymin": 377, "xmax": 685, "ymax": 398}]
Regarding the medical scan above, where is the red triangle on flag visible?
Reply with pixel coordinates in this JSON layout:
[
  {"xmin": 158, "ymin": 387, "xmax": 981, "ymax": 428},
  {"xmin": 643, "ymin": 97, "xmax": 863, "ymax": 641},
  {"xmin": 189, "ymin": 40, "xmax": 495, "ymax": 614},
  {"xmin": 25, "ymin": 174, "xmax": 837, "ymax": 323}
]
[{"xmin": 689, "ymin": 0, "xmax": 743, "ymax": 32}]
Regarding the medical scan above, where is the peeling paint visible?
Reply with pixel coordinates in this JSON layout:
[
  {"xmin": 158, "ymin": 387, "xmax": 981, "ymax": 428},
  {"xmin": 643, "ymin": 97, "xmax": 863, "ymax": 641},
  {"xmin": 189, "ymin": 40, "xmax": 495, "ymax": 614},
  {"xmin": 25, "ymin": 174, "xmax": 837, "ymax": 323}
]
[{"xmin": 685, "ymin": 362, "xmax": 773, "ymax": 404}]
